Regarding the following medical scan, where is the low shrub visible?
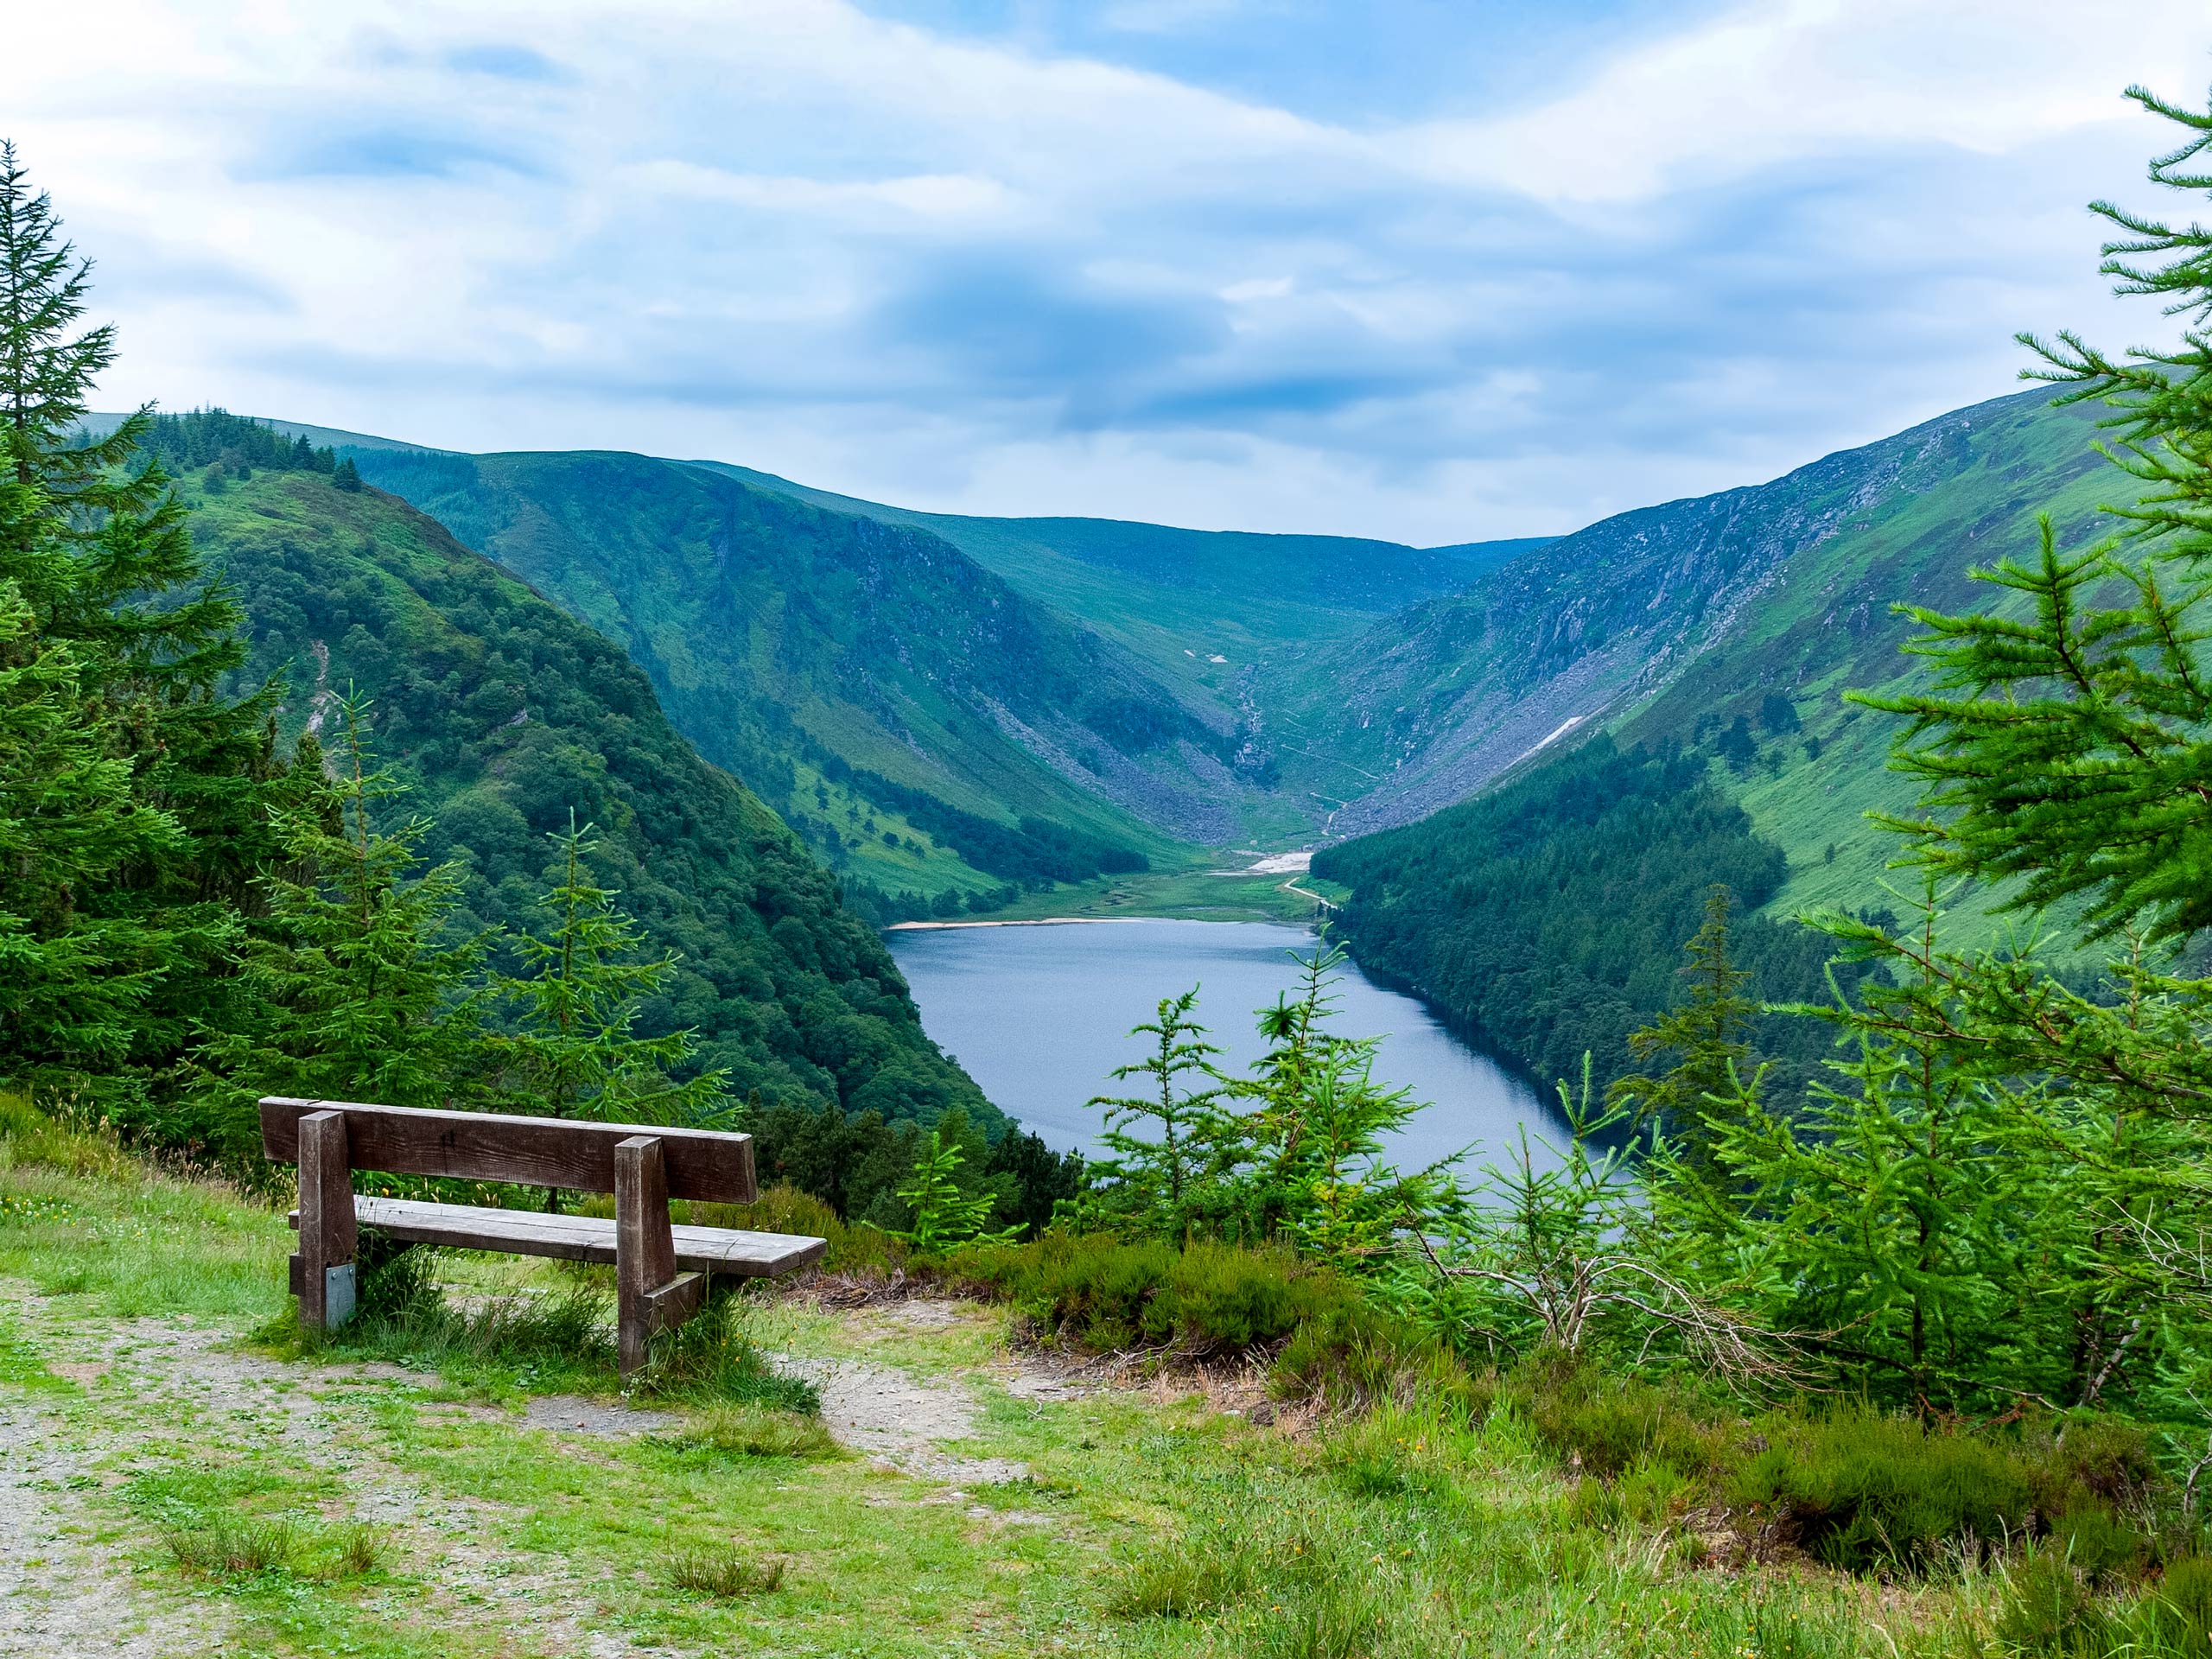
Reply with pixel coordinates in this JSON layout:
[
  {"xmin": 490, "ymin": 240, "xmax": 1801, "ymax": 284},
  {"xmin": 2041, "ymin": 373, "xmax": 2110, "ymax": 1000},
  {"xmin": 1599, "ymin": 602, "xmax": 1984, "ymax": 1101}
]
[
  {"xmin": 666, "ymin": 1544, "xmax": 786, "ymax": 1598},
  {"xmin": 946, "ymin": 1238, "xmax": 1478, "ymax": 1415},
  {"xmin": 943, "ymin": 1230, "xmax": 1455, "ymax": 1404},
  {"xmin": 946, "ymin": 1231, "xmax": 1370, "ymax": 1354},
  {"xmin": 1731, "ymin": 1408, "xmax": 2037, "ymax": 1570},
  {"xmin": 1497, "ymin": 1357, "xmax": 2176, "ymax": 1580},
  {"xmin": 2019, "ymin": 1414, "xmax": 2161, "ymax": 1519},
  {"xmin": 1998, "ymin": 1551, "xmax": 2112, "ymax": 1655},
  {"xmin": 2151, "ymin": 1556, "xmax": 2212, "ymax": 1655},
  {"xmin": 1503, "ymin": 1354, "xmax": 1737, "ymax": 1490}
]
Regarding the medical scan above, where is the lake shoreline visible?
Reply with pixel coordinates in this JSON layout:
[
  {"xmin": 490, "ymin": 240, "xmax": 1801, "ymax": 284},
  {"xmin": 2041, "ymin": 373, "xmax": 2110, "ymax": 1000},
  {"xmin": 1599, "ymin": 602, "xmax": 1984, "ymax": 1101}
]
[{"xmin": 885, "ymin": 913, "xmax": 1320, "ymax": 932}]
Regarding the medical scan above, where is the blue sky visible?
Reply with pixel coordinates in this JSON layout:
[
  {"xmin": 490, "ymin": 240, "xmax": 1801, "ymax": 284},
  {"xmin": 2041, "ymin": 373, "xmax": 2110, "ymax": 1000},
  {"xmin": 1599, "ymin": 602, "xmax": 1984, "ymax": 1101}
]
[{"xmin": 5, "ymin": 2, "xmax": 2209, "ymax": 543}]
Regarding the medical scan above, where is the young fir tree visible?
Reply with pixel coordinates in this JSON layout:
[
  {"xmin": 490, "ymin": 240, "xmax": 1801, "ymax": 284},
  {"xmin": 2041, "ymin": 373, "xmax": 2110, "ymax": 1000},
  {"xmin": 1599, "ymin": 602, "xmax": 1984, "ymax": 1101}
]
[
  {"xmin": 488, "ymin": 815, "xmax": 728, "ymax": 1130},
  {"xmin": 1866, "ymin": 86, "xmax": 2212, "ymax": 942},
  {"xmin": 1607, "ymin": 885, "xmax": 1759, "ymax": 1183},
  {"xmin": 186, "ymin": 696, "xmax": 490, "ymax": 1159},
  {"xmin": 1085, "ymin": 985, "xmax": 1223, "ymax": 1237},
  {"xmin": 1207, "ymin": 936, "xmax": 1458, "ymax": 1262},
  {"xmin": 892, "ymin": 1128, "xmax": 1016, "ymax": 1251}
]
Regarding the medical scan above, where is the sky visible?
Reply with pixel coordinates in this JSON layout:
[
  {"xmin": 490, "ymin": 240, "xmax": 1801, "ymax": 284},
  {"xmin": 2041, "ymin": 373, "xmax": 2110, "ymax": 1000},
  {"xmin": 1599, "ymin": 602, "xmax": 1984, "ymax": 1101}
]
[{"xmin": 6, "ymin": 2, "xmax": 2210, "ymax": 544}]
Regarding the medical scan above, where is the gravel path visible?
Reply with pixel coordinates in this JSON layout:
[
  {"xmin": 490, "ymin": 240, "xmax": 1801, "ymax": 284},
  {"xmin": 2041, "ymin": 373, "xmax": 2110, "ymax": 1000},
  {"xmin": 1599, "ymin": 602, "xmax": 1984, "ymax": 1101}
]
[{"xmin": 1, "ymin": 1288, "xmax": 1058, "ymax": 1656}]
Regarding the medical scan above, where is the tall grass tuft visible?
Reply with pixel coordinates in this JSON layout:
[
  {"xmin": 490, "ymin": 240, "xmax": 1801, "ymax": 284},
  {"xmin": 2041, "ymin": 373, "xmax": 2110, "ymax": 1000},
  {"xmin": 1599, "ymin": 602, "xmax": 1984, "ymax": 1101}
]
[
  {"xmin": 164, "ymin": 1513, "xmax": 386, "ymax": 1582},
  {"xmin": 636, "ymin": 1291, "xmax": 821, "ymax": 1413},
  {"xmin": 666, "ymin": 1544, "xmax": 786, "ymax": 1599},
  {"xmin": 683, "ymin": 1402, "xmax": 841, "ymax": 1460}
]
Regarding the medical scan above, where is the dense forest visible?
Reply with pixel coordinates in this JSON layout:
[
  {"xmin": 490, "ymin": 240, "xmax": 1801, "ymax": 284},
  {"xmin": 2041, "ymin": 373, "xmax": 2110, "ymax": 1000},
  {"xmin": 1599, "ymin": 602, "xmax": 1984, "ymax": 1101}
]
[{"xmin": 1314, "ymin": 736, "xmax": 1869, "ymax": 1100}]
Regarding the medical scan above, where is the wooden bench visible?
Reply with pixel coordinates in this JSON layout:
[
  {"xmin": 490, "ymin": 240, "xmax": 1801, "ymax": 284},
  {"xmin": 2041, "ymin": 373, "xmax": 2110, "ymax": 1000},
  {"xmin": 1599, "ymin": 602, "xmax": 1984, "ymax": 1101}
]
[{"xmin": 259, "ymin": 1096, "xmax": 827, "ymax": 1376}]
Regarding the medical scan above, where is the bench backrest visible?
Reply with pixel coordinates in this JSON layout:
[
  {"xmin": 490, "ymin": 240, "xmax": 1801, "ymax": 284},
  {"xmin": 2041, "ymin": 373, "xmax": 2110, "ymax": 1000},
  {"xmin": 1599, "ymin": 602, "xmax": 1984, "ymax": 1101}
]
[{"xmin": 258, "ymin": 1096, "xmax": 757, "ymax": 1204}]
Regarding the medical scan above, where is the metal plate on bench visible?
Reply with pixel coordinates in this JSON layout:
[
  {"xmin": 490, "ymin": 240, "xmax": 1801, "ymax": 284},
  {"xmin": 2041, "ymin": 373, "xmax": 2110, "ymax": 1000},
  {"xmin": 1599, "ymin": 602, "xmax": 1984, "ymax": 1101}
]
[{"xmin": 286, "ymin": 1198, "xmax": 827, "ymax": 1277}]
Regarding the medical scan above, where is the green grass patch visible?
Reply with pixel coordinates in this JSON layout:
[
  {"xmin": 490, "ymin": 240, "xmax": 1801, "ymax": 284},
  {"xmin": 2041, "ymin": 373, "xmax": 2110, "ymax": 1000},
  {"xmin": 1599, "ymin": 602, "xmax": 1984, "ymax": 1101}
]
[{"xmin": 664, "ymin": 1541, "xmax": 788, "ymax": 1599}]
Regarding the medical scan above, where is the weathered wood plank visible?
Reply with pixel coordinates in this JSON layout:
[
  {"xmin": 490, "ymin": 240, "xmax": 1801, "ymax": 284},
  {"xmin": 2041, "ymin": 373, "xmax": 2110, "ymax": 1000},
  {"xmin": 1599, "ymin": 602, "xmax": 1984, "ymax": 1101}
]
[
  {"xmin": 615, "ymin": 1135, "xmax": 678, "ymax": 1377},
  {"xmin": 297, "ymin": 1110, "xmax": 358, "ymax": 1332},
  {"xmin": 643, "ymin": 1271, "xmax": 708, "ymax": 1335},
  {"xmin": 258, "ymin": 1096, "xmax": 756, "ymax": 1203},
  {"xmin": 290, "ymin": 1197, "xmax": 828, "ymax": 1276}
]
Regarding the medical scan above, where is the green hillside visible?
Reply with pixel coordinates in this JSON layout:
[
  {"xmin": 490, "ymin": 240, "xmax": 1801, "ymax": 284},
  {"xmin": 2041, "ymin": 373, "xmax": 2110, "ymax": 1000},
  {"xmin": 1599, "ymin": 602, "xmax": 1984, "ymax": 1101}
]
[
  {"xmin": 152, "ymin": 423, "xmax": 993, "ymax": 1130},
  {"xmin": 276, "ymin": 389, "xmax": 2119, "ymax": 975},
  {"xmin": 683, "ymin": 458, "xmax": 1543, "ymax": 716},
  {"xmin": 1313, "ymin": 386, "xmax": 2125, "ymax": 1084},
  {"xmin": 347, "ymin": 447, "xmax": 1312, "ymax": 904},
  {"xmin": 1266, "ymin": 387, "xmax": 2107, "ymax": 841}
]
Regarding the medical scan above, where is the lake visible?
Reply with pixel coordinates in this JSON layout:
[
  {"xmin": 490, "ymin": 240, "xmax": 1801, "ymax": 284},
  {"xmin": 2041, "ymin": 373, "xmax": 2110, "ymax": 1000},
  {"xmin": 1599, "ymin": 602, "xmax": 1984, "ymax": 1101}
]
[{"xmin": 885, "ymin": 918, "xmax": 1561, "ymax": 1173}]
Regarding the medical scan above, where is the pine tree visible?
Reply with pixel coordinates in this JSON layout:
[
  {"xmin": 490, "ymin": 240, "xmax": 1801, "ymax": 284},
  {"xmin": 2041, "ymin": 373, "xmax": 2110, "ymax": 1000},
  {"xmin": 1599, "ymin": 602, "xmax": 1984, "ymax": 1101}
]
[
  {"xmin": 487, "ymin": 815, "xmax": 728, "ymax": 1133},
  {"xmin": 0, "ymin": 141, "xmax": 287, "ymax": 1084},
  {"xmin": 1717, "ymin": 87, "xmax": 2212, "ymax": 1415},
  {"xmin": 184, "ymin": 696, "xmax": 490, "ymax": 1159},
  {"xmin": 0, "ymin": 482, "xmax": 181, "ymax": 1076},
  {"xmin": 1607, "ymin": 885, "xmax": 1759, "ymax": 1181},
  {"xmin": 1211, "ymin": 936, "xmax": 1459, "ymax": 1262},
  {"xmin": 892, "ymin": 1128, "xmax": 1015, "ymax": 1251}
]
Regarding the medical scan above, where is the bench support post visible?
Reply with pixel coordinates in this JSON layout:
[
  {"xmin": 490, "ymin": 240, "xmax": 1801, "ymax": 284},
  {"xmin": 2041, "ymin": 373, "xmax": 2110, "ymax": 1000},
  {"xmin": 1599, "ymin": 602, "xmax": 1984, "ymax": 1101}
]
[
  {"xmin": 615, "ymin": 1135, "xmax": 706, "ymax": 1379},
  {"xmin": 296, "ymin": 1109, "xmax": 359, "ymax": 1332}
]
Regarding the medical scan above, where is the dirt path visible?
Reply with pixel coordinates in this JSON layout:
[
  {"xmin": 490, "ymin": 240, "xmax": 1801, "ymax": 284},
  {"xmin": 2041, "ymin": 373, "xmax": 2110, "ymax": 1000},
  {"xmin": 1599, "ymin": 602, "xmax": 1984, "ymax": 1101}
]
[
  {"xmin": 1, "ymin": 1294, "xmax": 680, "ymax": 1658},
  {"xmin": 0, "ymin": 1287, "xmax": 1070, "ymax": 1657}
]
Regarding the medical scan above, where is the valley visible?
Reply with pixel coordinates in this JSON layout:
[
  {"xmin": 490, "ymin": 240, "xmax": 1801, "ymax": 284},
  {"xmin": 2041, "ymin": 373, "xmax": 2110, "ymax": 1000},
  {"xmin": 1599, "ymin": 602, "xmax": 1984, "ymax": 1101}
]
[
  {"xmin": 143, "ymin": 377, "xmax": 2118, "ymax": 1101},
  {"xmin": 323, "ymin": 383, "xmax": 2101, "ymax": 917}
]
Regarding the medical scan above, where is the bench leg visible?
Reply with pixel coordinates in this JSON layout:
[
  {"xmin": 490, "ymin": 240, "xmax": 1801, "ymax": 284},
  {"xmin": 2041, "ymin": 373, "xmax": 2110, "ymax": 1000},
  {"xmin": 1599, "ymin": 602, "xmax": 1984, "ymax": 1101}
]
[
  {"xmin": 296, "ymin": 1109, "xmax": 359, "ymax": 1332},
  {"xmin": 616, "ymin": 1135, "xmax": 706, "ymax": 1379}
]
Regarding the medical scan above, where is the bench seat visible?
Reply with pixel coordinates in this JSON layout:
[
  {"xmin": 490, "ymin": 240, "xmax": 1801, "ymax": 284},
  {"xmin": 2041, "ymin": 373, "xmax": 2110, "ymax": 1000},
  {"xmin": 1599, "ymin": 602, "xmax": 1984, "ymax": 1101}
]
[{"xmin": 291, "ymin": 1196, "xmax": 827, "ymax": 1277}]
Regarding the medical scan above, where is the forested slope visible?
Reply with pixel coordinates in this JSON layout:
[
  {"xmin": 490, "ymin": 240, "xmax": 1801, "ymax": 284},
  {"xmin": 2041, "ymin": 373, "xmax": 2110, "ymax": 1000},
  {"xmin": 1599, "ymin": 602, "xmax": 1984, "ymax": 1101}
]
[
  {"xmin": 348, "ymin": 448, "xmax": 1280, "ymax": 901},
  {"xmin": 156, "ymin": 420, "xmax": 994, "ymax": 1130},
  {"xmin": 1313, "ymin": 386, "xmax": 2124, "ymax": 1090},
  {"xmin": 1313, "ymin": 740, "xmax": 1867, "ymax": 1099}
]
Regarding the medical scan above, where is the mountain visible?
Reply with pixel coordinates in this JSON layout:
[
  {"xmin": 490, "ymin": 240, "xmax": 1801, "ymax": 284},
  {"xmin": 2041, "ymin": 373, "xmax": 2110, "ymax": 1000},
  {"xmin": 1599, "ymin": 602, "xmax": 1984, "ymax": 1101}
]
[
  {"xmin": 1268, "ymin": 386, "xmax": 2108, "ymax": 848},
  {"xmin": 685, "ymin": 458, "xmax": 1541, "ymax": 702},
  {"xmin": 1312, "ymin": 385, "xmax": 2123, "ymax": 1088},
  {"xmin": 335, "ymin": 445, "xmax": 1550, "ymax": 902},
  {"xmin": 342, "ymin": 448, "xmax": 1264, "ymax": 897},
  {"xmin": 147, "ymin": 417, "xmax": 994, "ymax": 1131}
]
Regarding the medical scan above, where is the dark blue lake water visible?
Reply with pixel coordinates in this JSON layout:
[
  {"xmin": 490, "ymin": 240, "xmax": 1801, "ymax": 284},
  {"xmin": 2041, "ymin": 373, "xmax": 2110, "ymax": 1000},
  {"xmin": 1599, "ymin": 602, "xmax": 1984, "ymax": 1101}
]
[{"xmin": 884, "ymin": 918, "xmax": 1560, "ymax": 1173}]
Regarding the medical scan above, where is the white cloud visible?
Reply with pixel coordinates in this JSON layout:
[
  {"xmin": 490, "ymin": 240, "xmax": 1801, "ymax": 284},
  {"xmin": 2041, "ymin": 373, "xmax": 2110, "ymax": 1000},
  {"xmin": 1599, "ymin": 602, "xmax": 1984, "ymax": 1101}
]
[
  {"xmin": 1413, "ymin": 0, "xmax": 2212, "ymax": 203},
  {"xmin": 1, "ymin": 0, "xmax": 2205, "ymax": 542}
]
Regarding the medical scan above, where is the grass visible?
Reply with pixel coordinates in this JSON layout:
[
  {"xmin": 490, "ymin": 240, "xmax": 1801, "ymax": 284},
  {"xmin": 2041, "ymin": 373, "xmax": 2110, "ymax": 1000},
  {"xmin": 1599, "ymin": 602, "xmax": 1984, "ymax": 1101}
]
[
  {"xmin": 13, "ymin": 1094, "xmax": 2212, "ymax": 1657},
  {"xmin": 971, "ymin": 859, "xmax": 1325, "ymax": 925},
  {"xmin": 165, "ymin": 1511, "xmax": 387, "ymax": 1582},
  {"xmin": 665, "ymin": 1542, "xmax": 789, "ymax": 1598},
  {"xmin": 682, "ymin": 1402, "xmax": 843, "ymax": 1459}
]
